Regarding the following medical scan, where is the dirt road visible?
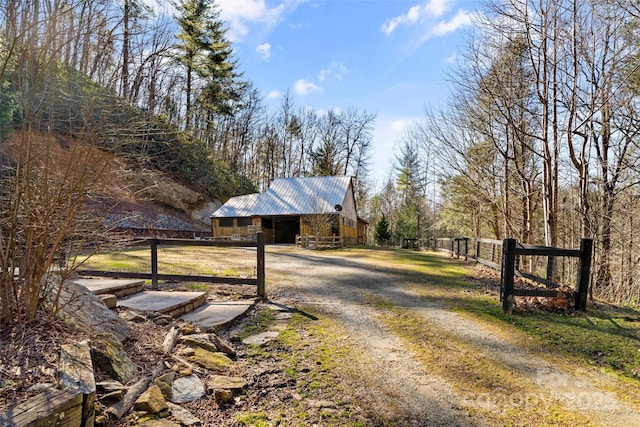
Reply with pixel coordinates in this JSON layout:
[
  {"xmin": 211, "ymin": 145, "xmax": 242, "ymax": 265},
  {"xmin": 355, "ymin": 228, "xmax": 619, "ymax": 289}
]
[{"xmin": 262, "ymin": 246, "xmax": 640, "ymax": 427}]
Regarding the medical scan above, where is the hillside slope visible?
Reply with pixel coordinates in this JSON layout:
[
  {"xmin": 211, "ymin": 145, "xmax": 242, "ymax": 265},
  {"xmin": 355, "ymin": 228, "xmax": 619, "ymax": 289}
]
[{"xmin": 2, "ymin": 130, "xmax": 219, "ymax": 231}]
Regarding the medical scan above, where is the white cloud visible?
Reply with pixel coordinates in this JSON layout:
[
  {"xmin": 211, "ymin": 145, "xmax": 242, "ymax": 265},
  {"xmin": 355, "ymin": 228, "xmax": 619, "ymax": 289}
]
[
  {"xmin": 217, "ymin": 0, "xmax": 289, "ymax": 41},
  {"xmin": 293, "ymin": 79, "xmax": 322, "ymax": 96},
  {"xmin": 318, "ymin": 61, "xmax": 350, "ymax": 82},
  {"xmin": 267, "ymin": 90, "xmax": 282, "ymax": 99},
  {"xmin": 256, "ymin": 42, "xmax": 271, "ymax": 60},
  {"xmin": 432, "ymin": 9, "xmax": 475, "ymax": 36},
  {"xmin": 382, "ymin": 0, "xmax": 451, "ymax": 35},
  {"xmin": 391, "ymin": 118, "xmax": 415, "ymax": 132},
  {"xmin": 445, "ymin": 51, "xmax": 457, "ymax": 64}
]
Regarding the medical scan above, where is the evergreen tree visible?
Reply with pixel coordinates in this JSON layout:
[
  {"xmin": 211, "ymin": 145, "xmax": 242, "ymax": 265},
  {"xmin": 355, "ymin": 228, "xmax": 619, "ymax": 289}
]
[
  {"xmin": 374, "ymin": 215, "xmax": 392, "ymax": 246},
  {"xmin": 172, "ymin": 0, "xmax": 241, "ymax": 128},
  {"xmin": 395, "ymin": 139, "xmax": 426, "ymax": 239}
]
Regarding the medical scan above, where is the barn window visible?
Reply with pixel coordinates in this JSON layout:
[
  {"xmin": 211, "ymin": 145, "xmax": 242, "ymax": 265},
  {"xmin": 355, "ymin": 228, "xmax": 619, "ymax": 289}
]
[
  {"xmin": 237, "ymin": 217, "xmax": 252, "ymax": 226},
  {"xmin": 219, "ymin": 218, "xmax": 233, "ymax": 227}
]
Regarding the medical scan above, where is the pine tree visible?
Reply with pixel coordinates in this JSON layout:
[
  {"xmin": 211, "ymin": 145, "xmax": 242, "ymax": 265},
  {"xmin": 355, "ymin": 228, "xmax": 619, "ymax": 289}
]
[
  {"xmin": 374, "ymin": 215, "xmax": 392, "ymax": 246},
  {"xmin": 172, "ymin": 0, "xmax": 241, "ymax": 128}
]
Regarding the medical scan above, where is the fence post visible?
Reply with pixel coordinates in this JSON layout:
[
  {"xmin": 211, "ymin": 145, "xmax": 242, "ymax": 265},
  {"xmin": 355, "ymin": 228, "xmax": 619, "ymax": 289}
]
[
  {"xmin": 150, "ymin": 238, "xmax": 158, "ymax": 289},
  {"xmin": 546, "ymin": 255, "xmax": 555, "ymax": 282},
  {"xmin": 256, "ymin": 232, "xmax": 266, "ymax": 299},
  {"xmin": 450, "ymin": 239, "xmax": 454, "ymax": 257},
  {"xmin": 464, "ymin": 238, "xmax": 469, "ymax": 261},
  {"xmin": 476, "ymin": 239, "xmax": 480, "ymax": 260},
  {"xmin": 491, "ymin": 242, "xmax": 496, "ymax": 264},
  {"xmin": 575, "ymin": 238, "xmax": 593, "ymax": 311},
  {"xmin": 501, "ymin": 238, "xmax": 516, "ymax": 314}
]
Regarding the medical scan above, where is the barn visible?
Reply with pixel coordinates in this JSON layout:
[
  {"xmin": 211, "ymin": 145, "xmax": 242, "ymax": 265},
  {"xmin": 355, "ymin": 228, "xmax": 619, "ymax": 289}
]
[{"xmin": 210, "ymin": 176, "xmax": 368, "ymax": 245}]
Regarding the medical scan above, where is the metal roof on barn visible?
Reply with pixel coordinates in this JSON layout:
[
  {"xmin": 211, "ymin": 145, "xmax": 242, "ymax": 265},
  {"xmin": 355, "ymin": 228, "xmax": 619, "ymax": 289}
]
[
  {"xmin": 211, "ymin": 176, "xmax": 352, "ymax": 218},
  {"xmin": 210, "ymin": 193, "xmax": 260, "ymax": 218}
]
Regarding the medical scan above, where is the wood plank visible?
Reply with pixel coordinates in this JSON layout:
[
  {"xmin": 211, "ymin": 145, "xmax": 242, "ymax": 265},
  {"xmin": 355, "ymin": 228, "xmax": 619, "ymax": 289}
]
[
  {"xmin": 0, "ymin": 389, "xmax": 82, "ymax": 427},
  {"xmin": 472, "ymin": 238, "xmax": 503, "ymax": 245},
  {"xmin": 515, "ymin": 246, "xmax": 581, "ymax": 257},
  {"xmin": 154, "ymin": 238, "xmax": 257, "ymax": 248},
  {"xmin": 77, "ymin": 271, "xmax": 258, "ymax": 286}
]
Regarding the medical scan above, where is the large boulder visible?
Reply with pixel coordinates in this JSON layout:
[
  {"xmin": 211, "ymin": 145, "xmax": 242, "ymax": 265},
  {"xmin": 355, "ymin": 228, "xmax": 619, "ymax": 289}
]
[{"xmin": 47, "ymin": 280, "xmax": 129, "ymax": 343}]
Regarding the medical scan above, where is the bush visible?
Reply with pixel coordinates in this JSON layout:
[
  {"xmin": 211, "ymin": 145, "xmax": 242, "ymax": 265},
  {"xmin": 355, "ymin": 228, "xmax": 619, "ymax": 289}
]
[{"xmin": 374, "ymin": 215, "xmax": 392, "ymax": 246}]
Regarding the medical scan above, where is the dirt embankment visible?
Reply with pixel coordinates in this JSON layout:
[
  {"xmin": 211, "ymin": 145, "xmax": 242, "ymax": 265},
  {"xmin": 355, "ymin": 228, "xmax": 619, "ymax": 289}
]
[{"xmin": 2, "ymin": 130, "xmax": 217, "ymax": 231}]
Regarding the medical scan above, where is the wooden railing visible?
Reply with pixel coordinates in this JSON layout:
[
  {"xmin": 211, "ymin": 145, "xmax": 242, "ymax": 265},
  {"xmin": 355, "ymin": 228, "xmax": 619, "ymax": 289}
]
[
  {"xmin": 296, "ymin": 234, "xmax": 343, "ymax": 249},
  {"xmin": 78, "ymin": 232, "xmax": 266, "ymax": 298},
  {"xmin": 501, "ymin": 238, "xmax": 592, "ymax": 313},
  {"xmin": 433, "ymin": 237, "xmax": 503, "ymax": 269},
  {"xmin": 431, "ymin": 237, "xmax": 593, "ymax": 313}
]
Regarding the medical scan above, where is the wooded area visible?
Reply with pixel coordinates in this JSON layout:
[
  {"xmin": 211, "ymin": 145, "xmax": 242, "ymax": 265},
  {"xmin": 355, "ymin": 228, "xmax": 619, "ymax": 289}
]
[
  {"xmin": 0, "ymin": 0, "xmax": 375, "ymax": 324},
  {"xmin": 392, "ymin": 0, "xmax": 640, "ymax": 307},
  {"xmin": 3, "ymin": 0, "xmax": 640, "ymax": 319}
]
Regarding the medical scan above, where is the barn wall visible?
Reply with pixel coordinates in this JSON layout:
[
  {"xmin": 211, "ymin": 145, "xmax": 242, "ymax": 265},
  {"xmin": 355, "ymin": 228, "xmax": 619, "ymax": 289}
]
[{"xmin": 212, "ymin": 218, "xmax": 260, "ymax": 238}]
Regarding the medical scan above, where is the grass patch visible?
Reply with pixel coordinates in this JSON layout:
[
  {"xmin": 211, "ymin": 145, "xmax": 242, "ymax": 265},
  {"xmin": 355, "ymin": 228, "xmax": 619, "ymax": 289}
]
[
  {"xmin": 354, "ymin": 248, "xmax": 640, "ymax": 384},
  {"xmin": 77, "ymin": 245, "xmax": 256, "ymax": 277},
  {"xmin": 233, "ymin": 412, "xmax": 271, "ymax": 427},
  {"xmin": 184, "ymin": 283, "xmax": 209, "ymax": 291},
  {"xmin": 482, "ymin": 308, "xmax": 640, "ymax": 380},
  {"xmin": 340, "ymin": 247, "xmax": 473, "ymax": 288},
  {"xmin": 235, "ymin": 308, "xmax": 276, "ymax": 341},
  {"xmin": 272, "ymin": 309, "xmax": 379, "ymax": 425}
]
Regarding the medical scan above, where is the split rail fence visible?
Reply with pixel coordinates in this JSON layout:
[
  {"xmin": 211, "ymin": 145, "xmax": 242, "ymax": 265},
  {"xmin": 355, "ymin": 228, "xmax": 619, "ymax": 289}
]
[
  {"xmin": 433, "ymin": 237, "xmax": 593, "ymax": 313},
  {"xmin": 295, "ymin": 234, "xmax": 343, "ymax": 249},
  {"xmin": 78, "ymin": 232, "xmax": 266, "ymax": 298}
]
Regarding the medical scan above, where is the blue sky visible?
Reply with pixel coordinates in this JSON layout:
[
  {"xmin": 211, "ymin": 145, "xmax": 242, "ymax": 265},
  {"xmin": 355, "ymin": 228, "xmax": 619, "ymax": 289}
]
[{"xmin": 150, "ymin": 0, "xmax": 480, "ymax": 186}]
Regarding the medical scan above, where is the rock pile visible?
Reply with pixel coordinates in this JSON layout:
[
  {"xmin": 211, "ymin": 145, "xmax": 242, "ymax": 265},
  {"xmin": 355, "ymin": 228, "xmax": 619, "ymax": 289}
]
[
  {"xmin": 37, "ymin": 282, "xmax": 254, "ymax": 426},
  {"xmin": 2, "ymin": 281, "xmax": 290, "ymax": 426}
]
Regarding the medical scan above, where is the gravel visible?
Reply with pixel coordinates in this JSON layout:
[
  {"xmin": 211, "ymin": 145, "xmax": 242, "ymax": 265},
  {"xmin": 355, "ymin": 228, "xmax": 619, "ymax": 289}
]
[{"xmin": 263, "ymin": 247, "xmax": 640, "ymax": 427}]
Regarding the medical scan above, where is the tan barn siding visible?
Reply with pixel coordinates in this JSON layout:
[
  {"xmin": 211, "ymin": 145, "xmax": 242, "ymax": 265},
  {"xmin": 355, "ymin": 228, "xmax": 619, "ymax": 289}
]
[{"xmin": 212, "ymin": 217, "xmax": 261, "ymax": 238}]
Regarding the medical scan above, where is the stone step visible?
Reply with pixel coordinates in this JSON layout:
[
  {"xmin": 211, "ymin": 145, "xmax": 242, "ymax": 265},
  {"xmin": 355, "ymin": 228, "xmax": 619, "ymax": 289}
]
[
  {"xmin": 73, "ymin": 278, "xmax": 253, "ymax": 326},
  {"xmin": 70, "ymin": 278, "xmax": 144, "ymax": 298},
  {"xmin": 181, "ymin": 300, "xmax": 256, "ymax": 331},
  {"xmin": 117, "ymin": 291, "xmax": 207, "ymax": 318}
]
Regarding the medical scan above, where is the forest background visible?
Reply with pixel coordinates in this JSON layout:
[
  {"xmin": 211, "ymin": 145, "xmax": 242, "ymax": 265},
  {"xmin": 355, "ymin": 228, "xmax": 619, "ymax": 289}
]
[{"xmin": 2, "ymin": 0, "xmax": 640, "ymax": 321}]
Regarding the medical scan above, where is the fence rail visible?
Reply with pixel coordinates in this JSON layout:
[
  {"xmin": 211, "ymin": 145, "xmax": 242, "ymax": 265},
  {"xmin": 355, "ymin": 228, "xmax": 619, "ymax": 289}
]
[
  {"xmin": 432, "ymin": 237, "xmax": 593, "ymax": 313},
  {"xmin": 433, "ymin": 237, "xmax": 503, "ymax": 269},
  {"xmin": 295, "ymin": 234, "xmax": 343, "ymax": 249},
  {"xmin": 77, "ymin": 232, "xmax": 266, "ymax": 298}
]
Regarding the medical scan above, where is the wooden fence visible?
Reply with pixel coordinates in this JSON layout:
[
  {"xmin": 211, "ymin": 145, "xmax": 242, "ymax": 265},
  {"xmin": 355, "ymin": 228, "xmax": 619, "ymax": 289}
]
[
  {"xmin": 78, "ymin": 232, "xmax": 266, "ymax": 298},
  {"xmin": 295, "ymin": 234, "xmax": 343, "ymax": 249},
  {"xmin": 432, "ymin": 237, "xmax": 593, "ymax": 313}
]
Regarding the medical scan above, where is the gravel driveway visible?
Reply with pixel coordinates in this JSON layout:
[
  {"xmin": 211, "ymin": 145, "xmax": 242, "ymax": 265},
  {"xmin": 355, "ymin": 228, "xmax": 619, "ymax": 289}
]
[{"xmin": 264, "ymin": 246, "xmax": 640, "ymax": 427}]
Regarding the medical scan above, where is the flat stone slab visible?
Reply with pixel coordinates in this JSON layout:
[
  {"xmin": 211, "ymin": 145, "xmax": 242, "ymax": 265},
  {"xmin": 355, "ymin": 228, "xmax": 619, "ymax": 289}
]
[
  {"xmin": 206, "ymin": 375, "xmax": 247, "ymax": 393},
  {"xmin": 118, "ymin": 291, "xmax": 206, "ymax": 317},
  {"xmin": 242, "ymin": 331, "xmax": 280, "ymax": 346},
  {"xmin": 181, "ymin": 300, "xmax": 255, "ymax": 330},
  {"xmin": 71, "ymin": 278, "xmax": 144, "ymax": 297}
]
